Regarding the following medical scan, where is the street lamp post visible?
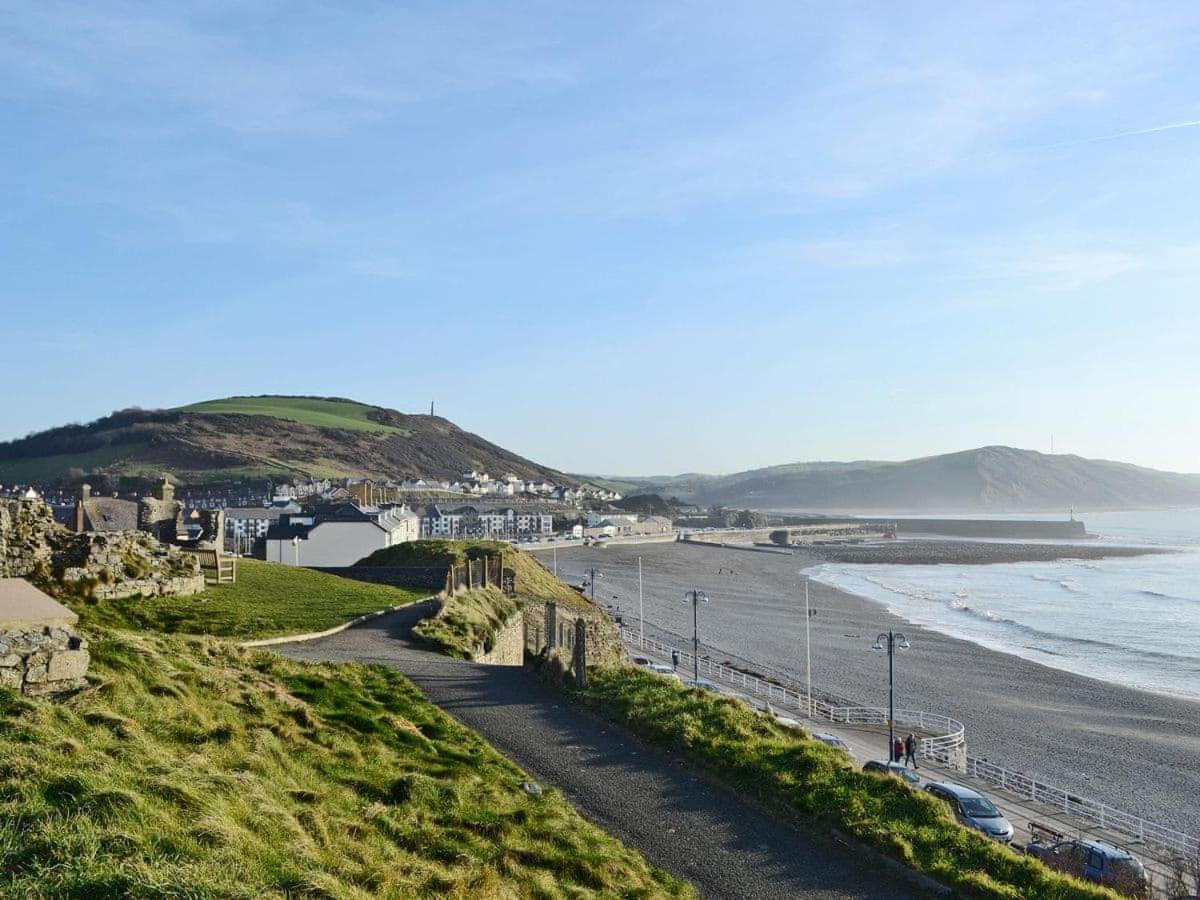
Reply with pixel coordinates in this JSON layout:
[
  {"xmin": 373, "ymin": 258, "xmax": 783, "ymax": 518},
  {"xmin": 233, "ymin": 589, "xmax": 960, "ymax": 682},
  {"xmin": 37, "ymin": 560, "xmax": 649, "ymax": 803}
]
[
  {"xmin": 584, "ymin": 568, "xmax": 601, "ymax": 604},
  {"xmin": 638, "ymin": 556, "xmax": 644, "ymax": 645},
  {"xmin": 683, "ymin": 589, "xmax": 709, "ymax": 683},
  {"xmin": 804, "ymin": 578, "xmax": 816, "ymax": 718},
  {"xmin": 872, "ymin": 630, "xmax": 910, "ymax": 763}
]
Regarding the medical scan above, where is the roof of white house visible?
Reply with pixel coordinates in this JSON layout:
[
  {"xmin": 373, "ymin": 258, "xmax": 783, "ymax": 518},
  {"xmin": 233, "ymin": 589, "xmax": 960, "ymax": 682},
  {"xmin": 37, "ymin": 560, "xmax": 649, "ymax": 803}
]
[{"xmin": 0, "ymin": 579, "xmax": 79, "ymax": 630}]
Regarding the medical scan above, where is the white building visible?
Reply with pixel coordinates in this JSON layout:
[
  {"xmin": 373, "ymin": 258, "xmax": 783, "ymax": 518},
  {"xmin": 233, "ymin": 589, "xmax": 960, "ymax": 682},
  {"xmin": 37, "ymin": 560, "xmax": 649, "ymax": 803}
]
[
  {"xmin": 224, "ymin": 503, "xmax": 300, "ymax": 550},
  {"xmin": 420, "ymin": 505, "xmax": 463, "ymax": 538},
  {"xmin": 586, "ymin": 510, "xmax": 637, "ymax": 527},
  {"xmin": 264, "ymin": 503, "xmax": 419, "ymax": 567}
]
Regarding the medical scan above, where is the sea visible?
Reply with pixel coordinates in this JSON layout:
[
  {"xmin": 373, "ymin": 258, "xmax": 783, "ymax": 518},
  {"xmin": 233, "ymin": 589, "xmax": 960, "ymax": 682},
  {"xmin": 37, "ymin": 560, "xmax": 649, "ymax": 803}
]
[{"xmin": 804, "ymin": 509, "xmax": 1200, "ymax": 703}]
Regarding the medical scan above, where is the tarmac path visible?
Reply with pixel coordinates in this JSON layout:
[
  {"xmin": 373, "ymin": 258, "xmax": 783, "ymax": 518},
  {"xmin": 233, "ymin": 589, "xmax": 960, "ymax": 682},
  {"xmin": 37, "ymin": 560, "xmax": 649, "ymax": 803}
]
[{"xmin": 277, "ymin": 602, "xmax": 925, "ymax": 899}]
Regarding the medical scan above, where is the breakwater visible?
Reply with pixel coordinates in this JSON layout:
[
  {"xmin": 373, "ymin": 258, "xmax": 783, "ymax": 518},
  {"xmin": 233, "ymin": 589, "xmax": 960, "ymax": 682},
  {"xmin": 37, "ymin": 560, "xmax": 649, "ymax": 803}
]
[{"xmin": 781, "ymin": 516, "xmax": 1089, "ymax": 540}]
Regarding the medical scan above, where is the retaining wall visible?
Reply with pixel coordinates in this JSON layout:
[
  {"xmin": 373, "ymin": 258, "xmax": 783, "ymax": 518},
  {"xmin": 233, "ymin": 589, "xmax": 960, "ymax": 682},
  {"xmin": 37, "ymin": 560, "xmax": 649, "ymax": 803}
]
[{"xmin": 474, "ymin": 612, "xmax": 524, "ymax": 666}]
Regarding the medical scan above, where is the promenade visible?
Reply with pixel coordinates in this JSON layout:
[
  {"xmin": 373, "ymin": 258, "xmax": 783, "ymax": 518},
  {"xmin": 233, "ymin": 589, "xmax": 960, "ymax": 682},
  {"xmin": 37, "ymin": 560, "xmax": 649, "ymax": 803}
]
[{"xmin": 625, "ymin": 629, "xmax": 1198, "ymax": 896}]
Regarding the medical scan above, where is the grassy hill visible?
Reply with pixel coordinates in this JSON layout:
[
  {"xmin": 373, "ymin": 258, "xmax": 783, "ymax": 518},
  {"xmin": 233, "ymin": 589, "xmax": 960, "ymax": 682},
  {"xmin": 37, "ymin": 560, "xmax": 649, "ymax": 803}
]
[
  {"xmin": 619, "ymin": 446, "xmax": 1200, "ymax": 511},
  {"xmin": 0, "ymin": 629, "xmax": 687, "ymax": 897},
  {"xmin": 0, "ymin": 395, "xmax": 572, "ymax": 489},
  {"xmin": 177, "ymin": 396, "xmax": 409, "ymax": 434},
  {"xmin": 0, "ymin": 561, "xmax": 688, "ymax": 896}
]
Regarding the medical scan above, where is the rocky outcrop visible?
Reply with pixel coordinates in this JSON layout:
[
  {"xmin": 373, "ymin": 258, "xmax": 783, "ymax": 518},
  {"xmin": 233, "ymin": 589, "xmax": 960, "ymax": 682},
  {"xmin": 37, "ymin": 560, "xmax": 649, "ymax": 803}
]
[
  {"xmin": 0, "ymin": 626, "xmax": 89, "ymax": 696},
  {"xmin": 0, "ymin": 498, "xmax": 204, "ymax": 600}
]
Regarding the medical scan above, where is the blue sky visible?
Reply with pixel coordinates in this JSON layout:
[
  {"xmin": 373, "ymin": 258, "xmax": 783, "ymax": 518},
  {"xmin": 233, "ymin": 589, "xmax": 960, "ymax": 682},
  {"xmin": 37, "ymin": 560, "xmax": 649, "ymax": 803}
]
[{"xmin": 3, "ymin": 1, "xmax": 1199, "ymax": 475}]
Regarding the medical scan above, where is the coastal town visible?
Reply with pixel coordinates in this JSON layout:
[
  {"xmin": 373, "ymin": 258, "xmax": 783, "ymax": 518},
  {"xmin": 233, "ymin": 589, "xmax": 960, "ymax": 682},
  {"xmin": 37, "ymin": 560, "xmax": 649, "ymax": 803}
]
[{"xmin": 4, "ymin": 4, "xmax": 1199, "ymax": 898}]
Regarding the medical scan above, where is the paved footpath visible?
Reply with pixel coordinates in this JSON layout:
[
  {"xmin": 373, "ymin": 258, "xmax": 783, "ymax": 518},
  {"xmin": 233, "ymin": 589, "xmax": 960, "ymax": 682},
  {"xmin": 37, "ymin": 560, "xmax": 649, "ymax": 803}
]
[{"xmin": 277, "ymin": 603, "xmax": 926, "ymax": 900}]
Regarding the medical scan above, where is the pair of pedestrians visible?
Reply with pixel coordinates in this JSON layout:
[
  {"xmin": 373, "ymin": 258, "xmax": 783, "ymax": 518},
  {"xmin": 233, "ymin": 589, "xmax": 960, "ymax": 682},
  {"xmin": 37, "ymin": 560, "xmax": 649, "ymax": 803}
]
[{"xmin": 893, "ymin": 734, "xmax": 918, "ymax": 768}]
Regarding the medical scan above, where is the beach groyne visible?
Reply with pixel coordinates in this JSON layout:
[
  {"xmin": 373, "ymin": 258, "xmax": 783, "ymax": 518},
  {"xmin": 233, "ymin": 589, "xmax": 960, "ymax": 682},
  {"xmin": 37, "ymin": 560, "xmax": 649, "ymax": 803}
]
[{"xmin": 780, "ymin": 516, "xmax": 1089, "ymax": 540}]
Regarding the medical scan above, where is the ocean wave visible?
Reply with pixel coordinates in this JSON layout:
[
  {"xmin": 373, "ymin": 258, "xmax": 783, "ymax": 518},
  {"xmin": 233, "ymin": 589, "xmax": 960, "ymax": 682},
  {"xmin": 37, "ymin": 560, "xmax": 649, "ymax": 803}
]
[{"xmin": 817, "ymin": 566, "xmax": 1199, "ymax": 666}]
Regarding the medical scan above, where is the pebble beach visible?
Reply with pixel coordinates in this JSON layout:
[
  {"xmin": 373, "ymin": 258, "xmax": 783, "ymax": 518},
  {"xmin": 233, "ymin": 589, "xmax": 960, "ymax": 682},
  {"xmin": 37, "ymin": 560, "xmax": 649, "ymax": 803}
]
[{"xmin": 544, "ymin": 540, "xmax": 1200, "ymax": 835}]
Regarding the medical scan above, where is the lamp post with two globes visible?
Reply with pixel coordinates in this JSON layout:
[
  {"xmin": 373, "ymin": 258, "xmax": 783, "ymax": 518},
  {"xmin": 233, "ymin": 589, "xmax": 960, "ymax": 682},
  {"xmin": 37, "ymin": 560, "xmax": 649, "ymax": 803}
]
[
  {"xmin": 872, "ymin": 630, "xmax": 910, "ymax": 762},
  {"xmin": 683, "ymin": 589, "xmax": 709, "ymax": 683}
]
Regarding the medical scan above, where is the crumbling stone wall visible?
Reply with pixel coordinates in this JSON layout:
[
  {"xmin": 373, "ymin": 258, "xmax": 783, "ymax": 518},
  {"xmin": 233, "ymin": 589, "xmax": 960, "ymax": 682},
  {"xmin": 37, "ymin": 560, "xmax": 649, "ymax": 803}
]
[
  {"xmin": 54, "ymin": 530, "xmax": 205, "ymax": 600},
  {"xmin": 1, "ymin": 499, "xmax": 204, "ymax": 600},
  {"xmin": 0, "ymin": 626, "xmax": 89, "ymax": 696},
  {"xmin": 0, "ymin": 499, "xmax": 57, "ymax": 579}
]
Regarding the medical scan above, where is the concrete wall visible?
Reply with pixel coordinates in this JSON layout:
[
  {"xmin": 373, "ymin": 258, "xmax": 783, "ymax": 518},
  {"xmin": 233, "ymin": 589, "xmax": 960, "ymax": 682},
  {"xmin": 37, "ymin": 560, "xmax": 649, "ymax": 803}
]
[
  {"xmin": 680, "ymin": 527, "xmax": 776, "ymax": 544},
  {"xmin": 474, "ymin": 612, "xmax": 524, "ymax": 666},
  {"xmin": 314, "ymin": 566, "xmax": 449, "ymax": 591}
]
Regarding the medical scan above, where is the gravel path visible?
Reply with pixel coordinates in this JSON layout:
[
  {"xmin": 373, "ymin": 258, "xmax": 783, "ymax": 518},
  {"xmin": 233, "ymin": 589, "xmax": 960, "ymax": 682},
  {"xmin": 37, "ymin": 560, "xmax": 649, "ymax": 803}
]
[{"xmin": 277, "ymin": 602, "xmax": 923, "ymax": 900}]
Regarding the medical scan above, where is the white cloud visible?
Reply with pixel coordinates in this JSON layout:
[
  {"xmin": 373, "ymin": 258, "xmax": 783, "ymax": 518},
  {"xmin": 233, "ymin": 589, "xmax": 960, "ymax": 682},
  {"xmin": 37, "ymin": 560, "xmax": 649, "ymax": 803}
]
[{"xmin": 1, "ymin": 2, "xmax": 577, "ymax": 135}]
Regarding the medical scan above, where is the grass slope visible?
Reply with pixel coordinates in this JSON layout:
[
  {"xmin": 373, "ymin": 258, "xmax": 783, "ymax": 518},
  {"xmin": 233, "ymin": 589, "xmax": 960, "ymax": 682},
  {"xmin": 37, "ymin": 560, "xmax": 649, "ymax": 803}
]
[
  {"xmin": 414, "ymin": 587, "xmax": 523, "ymax": 659},
  {"xmin": 573, "ymin": 666, "xmax": 1121, "ymax": 900},
  {"xmin": 0, "ymin": 630, "xmax": 689, "ymax": 898},
  {"xmin": 177, "ymin": 396, "xmax": 406, "ymax": 434},
  {"xmin": 360, "ymin": 541, "xmax": 593, "ymax": 613},
  {"xmin": 76, "ymin": 559, "xmax": 427, "ymax": 639}
]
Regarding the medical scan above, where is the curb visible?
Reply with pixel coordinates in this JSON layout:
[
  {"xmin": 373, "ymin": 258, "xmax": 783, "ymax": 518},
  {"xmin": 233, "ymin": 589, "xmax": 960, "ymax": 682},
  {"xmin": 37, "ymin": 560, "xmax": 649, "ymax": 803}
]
[{"xmin": 239, "ymin": 597, "xmax": 439, "ymax": 648}]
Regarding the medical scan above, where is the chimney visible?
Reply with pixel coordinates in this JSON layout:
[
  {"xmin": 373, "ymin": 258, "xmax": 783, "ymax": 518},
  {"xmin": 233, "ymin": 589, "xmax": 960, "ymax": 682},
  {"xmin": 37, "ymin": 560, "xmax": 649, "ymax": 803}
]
[
  {"xmin": 81, "ymin": 483, "xmax": 91, "ymax": 500},
  {"xmin": 158, "ymin": 474, "xmax": 175, "ymax": 505}
]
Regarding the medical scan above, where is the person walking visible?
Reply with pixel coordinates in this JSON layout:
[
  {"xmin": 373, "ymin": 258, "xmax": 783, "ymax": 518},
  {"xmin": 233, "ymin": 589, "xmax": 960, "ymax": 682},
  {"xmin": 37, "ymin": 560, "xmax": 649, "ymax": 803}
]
[
  {"xmin": 892, "ymin": 736, "xmax": 904, "ymax": 763},
  {"xmin": 904, "ymin": 733, "xmax": 918, "ymax": 769}
]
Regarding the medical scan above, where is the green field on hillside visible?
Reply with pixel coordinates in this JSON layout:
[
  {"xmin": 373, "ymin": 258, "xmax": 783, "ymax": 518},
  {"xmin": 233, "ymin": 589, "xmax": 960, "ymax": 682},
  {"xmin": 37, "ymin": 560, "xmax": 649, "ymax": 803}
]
[
  {"xmin": 76, "ymin": 560, "xmax": 427, "ymax": 639},
  {"xmin": 177, "ymin": 396, "xmax": 408, "ymax": 434},
  {"xmin": 0, "ymin": 630, "xmax": 688, "ymax": 898}
]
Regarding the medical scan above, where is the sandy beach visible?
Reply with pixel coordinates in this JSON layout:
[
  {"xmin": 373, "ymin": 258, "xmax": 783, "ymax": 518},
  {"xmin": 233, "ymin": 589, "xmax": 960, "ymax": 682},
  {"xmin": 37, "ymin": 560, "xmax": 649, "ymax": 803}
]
[{"xmin": 542, "ymin": 541, "xmax": 1200, "ymax": 835}]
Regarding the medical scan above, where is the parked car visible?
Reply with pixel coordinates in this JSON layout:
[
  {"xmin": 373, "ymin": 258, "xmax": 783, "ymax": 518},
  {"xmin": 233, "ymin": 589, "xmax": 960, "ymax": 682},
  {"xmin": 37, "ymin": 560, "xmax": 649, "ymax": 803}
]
[
  {"xmin": 683, "ymin": 677, "xmax": 724, "ymax": 694},
  {"xmin": 647, "ymin": 663, "xmax": 680, "ymax": 680},
  {"xmin": 772, "ymin": 713, "xmax": 803, "ymax": 730},
  {"xmin": 924, "ymin": 781, "xmax": 1013, "ymax": 842},
  {"xmin": 812, "ymin": 732, "xmax": 857, "ymax": 761},
  {"xmin": 862, "ymin": 759, "xmax": 921, "ymax": 787},
  {"xmin": 1025, "ymin": 827, "xmax": 1147, "ymax": 896}
]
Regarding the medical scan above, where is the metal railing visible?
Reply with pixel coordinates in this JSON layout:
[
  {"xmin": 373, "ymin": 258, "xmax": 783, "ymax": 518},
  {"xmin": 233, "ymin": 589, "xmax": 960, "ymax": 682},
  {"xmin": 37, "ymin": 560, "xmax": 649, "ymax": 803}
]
[
  {"xmin": 619, "ymin": 629, "xmax": 965, "ymax": 759},
  {"xmin": 962, "ymin": 756, "xmax": 1200, "ymax": 860},
  {"xmin": 620, "ymin": 628, "xmax": 1200, "ymax": 863}
]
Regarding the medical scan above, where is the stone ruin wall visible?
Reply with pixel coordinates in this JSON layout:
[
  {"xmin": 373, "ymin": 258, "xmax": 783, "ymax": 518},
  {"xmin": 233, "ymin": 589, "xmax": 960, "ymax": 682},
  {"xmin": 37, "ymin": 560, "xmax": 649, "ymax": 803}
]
[
  {"xmin": 0, "ymin": 499, "xmax": 205, "ymax": 600},
  {"xmin": 0, "ymin": 626, "xmax": 90, "ymax": 697}
]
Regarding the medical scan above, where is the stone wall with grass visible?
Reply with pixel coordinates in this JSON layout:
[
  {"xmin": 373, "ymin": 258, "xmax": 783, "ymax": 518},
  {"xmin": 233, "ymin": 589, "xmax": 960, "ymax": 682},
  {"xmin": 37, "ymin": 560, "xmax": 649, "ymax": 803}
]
[
  {"xmin": 475, "ymin": 611, "xmax": 524, "ymax": 666},
  {"xmin": 0, "ymin": 498, "xmax": 204, "ymax": 601}
]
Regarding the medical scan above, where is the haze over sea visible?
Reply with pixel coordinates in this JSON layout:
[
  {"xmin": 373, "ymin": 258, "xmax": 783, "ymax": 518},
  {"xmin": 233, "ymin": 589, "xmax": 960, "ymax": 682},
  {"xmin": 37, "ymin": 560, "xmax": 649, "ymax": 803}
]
[{"xmin": 806, "ymin": 509, "xmax": 1200, "ymax": 703}]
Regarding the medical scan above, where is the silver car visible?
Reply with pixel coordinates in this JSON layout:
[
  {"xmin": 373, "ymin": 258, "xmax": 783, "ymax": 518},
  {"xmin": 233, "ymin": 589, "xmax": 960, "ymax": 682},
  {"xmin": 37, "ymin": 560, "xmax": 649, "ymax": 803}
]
[
  {"xmin": 862, "ymin": 759, "xmax": 921, "ymax": 787},
  {"xmin": 925, "ymin": 781, "xmax": 1014, "ymax": 843},
  {"xmin": 812, "ymin": 732, "xmax": 857, "ymax": 761}
]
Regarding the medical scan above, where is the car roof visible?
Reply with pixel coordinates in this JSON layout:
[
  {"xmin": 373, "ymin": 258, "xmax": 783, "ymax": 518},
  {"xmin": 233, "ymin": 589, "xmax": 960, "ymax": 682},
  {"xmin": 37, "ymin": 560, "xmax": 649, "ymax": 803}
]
[
  {"xmin": 926, "ymin": 781, "xmax": 985, "ymax": 801},
  {"xmin": 1068, "ymin": 839, "xmax": 1136, "ymax": 859},
  {"xmin": 813, "ymin": 732, "xmax": 846, "ymax": 742}
]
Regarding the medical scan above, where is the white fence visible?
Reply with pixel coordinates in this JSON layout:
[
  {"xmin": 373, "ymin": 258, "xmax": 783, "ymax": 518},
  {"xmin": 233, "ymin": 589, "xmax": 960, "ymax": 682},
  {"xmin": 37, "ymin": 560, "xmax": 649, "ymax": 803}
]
[
  {"xmin": 962, "ymin": 757, "xmax": 1200, "ymax": 860},
  {"xmin": 620, "ymin": 629, "xmax": 966, "ymax": 761},
  {"xmin": 620, "ymin": 629, "xmax": 1200, "ymax": 862}
]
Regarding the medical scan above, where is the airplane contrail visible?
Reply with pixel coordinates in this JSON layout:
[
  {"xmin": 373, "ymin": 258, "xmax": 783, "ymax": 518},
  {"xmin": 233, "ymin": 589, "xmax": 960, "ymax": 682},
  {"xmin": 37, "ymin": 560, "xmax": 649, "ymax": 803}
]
[{"xmin": 1048, "ymin": 118, "xmax": 1200, "ymax": 148}]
